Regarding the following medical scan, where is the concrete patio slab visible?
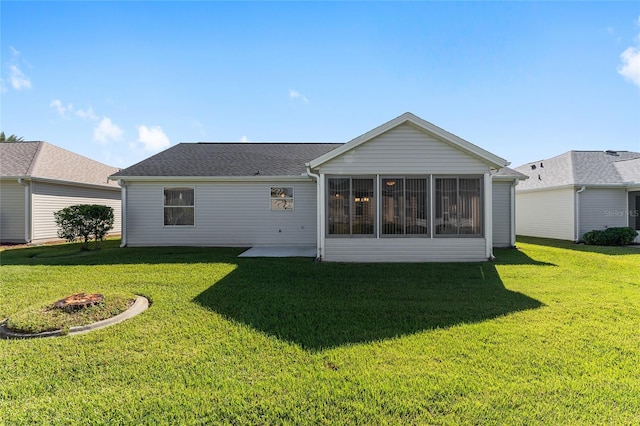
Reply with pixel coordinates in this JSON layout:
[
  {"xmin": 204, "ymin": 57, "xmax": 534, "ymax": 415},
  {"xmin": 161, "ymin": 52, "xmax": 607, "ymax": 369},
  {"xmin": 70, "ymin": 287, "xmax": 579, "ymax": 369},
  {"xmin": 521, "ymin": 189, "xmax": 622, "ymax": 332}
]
[{"xmin": 238, "ymin": 246, "xmax": 317, "ymax": 258}]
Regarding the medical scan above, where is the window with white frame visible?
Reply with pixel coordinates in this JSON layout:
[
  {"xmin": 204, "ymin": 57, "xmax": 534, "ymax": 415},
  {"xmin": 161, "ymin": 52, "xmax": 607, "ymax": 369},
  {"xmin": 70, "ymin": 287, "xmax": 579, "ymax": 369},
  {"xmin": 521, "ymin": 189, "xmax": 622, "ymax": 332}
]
[
  {"xmin": 434, "ymin": 177, "xmax": 482, "ymax": 236},
  {"xmin": 164, "ymin": 187, "xmax": 195, "ymax": 226},
  {"xmin": 270, "ymin": 187, "xmax": 294, "ymax": 210}
]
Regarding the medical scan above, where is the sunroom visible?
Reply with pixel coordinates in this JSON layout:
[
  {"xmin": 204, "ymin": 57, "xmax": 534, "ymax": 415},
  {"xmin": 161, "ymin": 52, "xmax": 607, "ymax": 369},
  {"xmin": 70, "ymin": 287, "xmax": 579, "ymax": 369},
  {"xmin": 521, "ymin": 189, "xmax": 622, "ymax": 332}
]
[{"xmin": 306, "ymin": 113, "xmax": 513, "ymax": 262}]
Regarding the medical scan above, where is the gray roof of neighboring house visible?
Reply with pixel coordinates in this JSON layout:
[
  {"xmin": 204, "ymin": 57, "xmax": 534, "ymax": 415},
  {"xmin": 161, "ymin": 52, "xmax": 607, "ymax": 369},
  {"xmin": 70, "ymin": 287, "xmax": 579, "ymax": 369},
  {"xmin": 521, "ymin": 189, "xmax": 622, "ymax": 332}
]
[
  {"xmin": 493, "ymin": 166, "xmax": 528, "ymax": 180},
  {"xmin": 514, "ymin": 150, "xmax": 640, "ymax": 190},
  {"xmin": 0, "ymin": 141, "xmax": 119, "ymax": 188},
  {"xmin": 112, "ymin": 143, "xmax": 344, "ymax": 177}
]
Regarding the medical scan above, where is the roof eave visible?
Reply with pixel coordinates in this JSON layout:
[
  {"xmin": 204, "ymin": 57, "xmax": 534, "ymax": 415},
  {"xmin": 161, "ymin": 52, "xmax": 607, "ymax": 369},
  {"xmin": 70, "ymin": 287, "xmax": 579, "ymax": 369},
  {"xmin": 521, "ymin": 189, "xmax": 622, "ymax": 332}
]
[
  {"xmin": 1, "ymin": 176, "xmax": 119, "ymax": 190},
  {"xmin": 516, "ymin": 183, "xmax": 636, "ymax": 193},
  {"xmin": 109, "ymin": 175, "xmax": 313, "ymax": 182}
]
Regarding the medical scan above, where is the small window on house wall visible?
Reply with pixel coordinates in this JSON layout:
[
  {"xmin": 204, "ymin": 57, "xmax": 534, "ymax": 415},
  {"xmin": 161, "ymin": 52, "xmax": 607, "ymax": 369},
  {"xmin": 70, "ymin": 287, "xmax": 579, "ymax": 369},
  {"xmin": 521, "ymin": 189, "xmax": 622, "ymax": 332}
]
[
  {"xmin": 270, "ymin": 187, "xmax": 294, "ymax": 210},
  {"xmin": 164, "ymin": 187, "xmax": 195, "ymax": 226}
]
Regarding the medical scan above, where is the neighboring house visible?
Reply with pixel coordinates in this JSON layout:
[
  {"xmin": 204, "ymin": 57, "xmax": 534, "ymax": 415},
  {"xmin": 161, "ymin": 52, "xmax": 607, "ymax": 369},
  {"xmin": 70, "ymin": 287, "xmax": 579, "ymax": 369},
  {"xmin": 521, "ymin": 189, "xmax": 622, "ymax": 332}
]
[
  {"xmin": 111, "ymin": 112, "xmax": 526, "ymax": 262},
  {"xmin": 514, "ymin": 150, "xmax": 640, "ymax": 243},
  {"xmin": 0, "ymin": 141, "xmax": 122, "ymax": 244}
]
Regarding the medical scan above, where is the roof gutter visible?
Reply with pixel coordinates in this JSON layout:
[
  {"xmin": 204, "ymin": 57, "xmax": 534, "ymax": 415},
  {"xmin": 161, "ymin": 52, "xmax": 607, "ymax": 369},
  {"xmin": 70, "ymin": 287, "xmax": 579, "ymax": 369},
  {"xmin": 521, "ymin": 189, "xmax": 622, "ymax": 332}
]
[
  {"xmin": 17, "ymin": 178, "xmax": 32, "ymax": 243},
  {"xmin": 3, "ymin": 175, "xmax": 119, "ymax": 191},
  {"xmin": 516, "ymin": 183, "xmax": 633, "ymax": 194},
  {"xmin": 107, "ymin": 175, "xmax": 313, "ymax": 183},
  {"xmin": 305, "ymin": 164, "xmax": 322, "ymax": 261}
]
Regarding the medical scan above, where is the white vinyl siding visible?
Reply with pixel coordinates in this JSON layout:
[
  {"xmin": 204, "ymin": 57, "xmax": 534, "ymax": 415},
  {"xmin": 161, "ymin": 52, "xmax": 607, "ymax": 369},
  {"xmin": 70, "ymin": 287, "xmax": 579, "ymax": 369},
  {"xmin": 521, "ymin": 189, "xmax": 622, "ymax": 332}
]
[
  {"xmin": 492, "ymin": 181, "xmax": 512, "ymax": 247},
  {"xmin": 31, "ymin": 182, "xmax": 122, "ymax": 241},
  {"xmin": 125, "ymin": 181, "xmax": 317, "ymax": 247},
  {"xmin": 578, "ymin": 188, "xmax": 628, "ymax": 239},
  {"xmin": 0, "ymin": 181, "xmax": 26, "ymax": 243},
  {"xmin": 319, "ymin": 123, "xmax": 490, "ymax": 175},
  {"xmin": 324, "ymin": 238, "xmax": 487, "ymax": 262},
  {"xmin": 516, "ymin": 188, "xmax": 575, "ymax": 240}
]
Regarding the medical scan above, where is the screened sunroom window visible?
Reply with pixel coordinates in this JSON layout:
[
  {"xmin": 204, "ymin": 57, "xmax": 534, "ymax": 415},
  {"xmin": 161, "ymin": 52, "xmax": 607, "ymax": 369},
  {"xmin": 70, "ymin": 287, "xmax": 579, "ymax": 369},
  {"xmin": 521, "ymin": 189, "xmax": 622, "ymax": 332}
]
[
  {"xmin": 435, "ymin": 178, "xmax": 482, "ymax": 236},
  {"xmin": 327, "ymin": 178, "xmax": 375, "ymax": 235},
  {"xmin": 164, "ymin": 187, "xmax": 195, "ymax": 226},
  {"xmin": 381, "ymin": 178, "xmax": 428, "ymax": 236}
]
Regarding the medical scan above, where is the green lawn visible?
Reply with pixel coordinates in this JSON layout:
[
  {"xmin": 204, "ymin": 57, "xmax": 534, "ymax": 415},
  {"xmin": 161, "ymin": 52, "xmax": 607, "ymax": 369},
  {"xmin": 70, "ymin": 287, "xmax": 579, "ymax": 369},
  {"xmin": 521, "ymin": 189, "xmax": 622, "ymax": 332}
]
[{"xmin": 1, "ymin": 238, "xmax": 638, "ymax": 424}]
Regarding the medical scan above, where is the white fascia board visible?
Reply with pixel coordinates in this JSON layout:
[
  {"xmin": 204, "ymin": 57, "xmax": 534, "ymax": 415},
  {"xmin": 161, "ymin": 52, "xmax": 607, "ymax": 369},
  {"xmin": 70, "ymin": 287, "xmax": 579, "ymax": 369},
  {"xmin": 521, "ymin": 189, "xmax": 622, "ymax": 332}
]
[
  {"xmin": 2, "ymin": 176, "xmax": 120, "ymax": 191},
  {"xmin": 308, "ymin": 112, "xmax": 509, "ymax": 170},
  {"xmin": 492, "ymin": 176, "xmax": 523, "ymax": 182},
  {"xmin": 515, "ymin": 183, "xmax": 631, "ymax": 194},
  {"xmin": 109, "ymin": 175, "xmax": 314, "ymax": 183},
  {"xmin": 492, "ymin": 174, "xmax": 529, "ymax": 182}
]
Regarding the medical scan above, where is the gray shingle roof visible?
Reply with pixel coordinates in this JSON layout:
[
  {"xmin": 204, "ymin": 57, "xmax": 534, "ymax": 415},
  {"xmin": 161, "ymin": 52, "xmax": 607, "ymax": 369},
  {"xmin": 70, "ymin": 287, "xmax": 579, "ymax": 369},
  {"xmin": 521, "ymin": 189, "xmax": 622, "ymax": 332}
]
[
  {"xmin": 514, "ymin": 150, "xmax": 640, "ymax": 190},
  {"xmin": 1, "ymin": 141, "xmax": 119, "ymax": 188},
  {"xmin": 112, "ymin": 143, "xmax": 344, "ymax": 177},
  {"xmin": 493, "ymin": 166, "xmax": 528, "ymax": 179}
]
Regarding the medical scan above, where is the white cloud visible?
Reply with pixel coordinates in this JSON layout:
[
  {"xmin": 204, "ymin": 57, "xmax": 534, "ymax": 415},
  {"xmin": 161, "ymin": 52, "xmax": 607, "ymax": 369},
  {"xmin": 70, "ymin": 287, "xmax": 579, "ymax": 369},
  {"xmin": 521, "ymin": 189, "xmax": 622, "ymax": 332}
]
[
  {"xmin": 240, "ymin": 135, "xmax": 250, "ymax": 142},
  {"xmin": 137, "ymin": 125, "xmax": 170, "ymax": 152},
  {"xmin": 94, "ymin": 117, "xmax": 123, "ymax": 144},
  {"xmin": 8, "ymin": 46, "xmax": 31, "ymax": 91},
  {"xmin": 289, "ymin": 88, "xmax": 309, "ymax": 103},
  {"xmin": 10, "ymin": 64, "xmax": 31, "ymax": 90},
  {"xmin": 49, "ymin": 99, "xmax": 73, "ymax": 117},
  {"xmin": 618, "ymin": 46, "xmax": 640, "ymax": 87},
  {"xmin": 76, "ymin": 106, "xmax": 98, "ymax": 121},
  {"xmin": 618, "ymin": 16, "xmax": 640, "ymax": 87}
]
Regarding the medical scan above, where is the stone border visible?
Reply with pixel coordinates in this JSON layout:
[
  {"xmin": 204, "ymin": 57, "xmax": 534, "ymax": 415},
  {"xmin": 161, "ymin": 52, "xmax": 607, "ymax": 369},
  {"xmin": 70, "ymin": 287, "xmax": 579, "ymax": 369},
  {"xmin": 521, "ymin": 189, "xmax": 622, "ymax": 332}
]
[{"xmin": 0, "ymin": 296, "xmax": 149, "ymax": 339}]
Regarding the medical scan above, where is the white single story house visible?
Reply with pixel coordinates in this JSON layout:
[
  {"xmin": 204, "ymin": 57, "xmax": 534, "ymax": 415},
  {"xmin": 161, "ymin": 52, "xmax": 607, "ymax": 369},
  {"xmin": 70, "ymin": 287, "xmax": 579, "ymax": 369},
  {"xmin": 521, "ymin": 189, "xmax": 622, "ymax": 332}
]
[
  {"xmin": 111, "ymin": 112, "xmax": 526, "ymax": 262},
  {"xmin": 514, "ymin": 150, "xmax": 640, "ymax": 243},
  {"xmin": 0, "ymin": 141, "xmax": 122, "ymax": 244}
]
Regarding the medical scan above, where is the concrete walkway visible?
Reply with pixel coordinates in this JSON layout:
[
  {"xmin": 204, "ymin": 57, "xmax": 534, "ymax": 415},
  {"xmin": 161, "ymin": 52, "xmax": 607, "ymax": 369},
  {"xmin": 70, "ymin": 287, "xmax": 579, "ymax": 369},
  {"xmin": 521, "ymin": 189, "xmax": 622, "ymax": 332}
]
[{"xmin": 238, "ymin": 246, "xmax": 316, "ymax": 258}]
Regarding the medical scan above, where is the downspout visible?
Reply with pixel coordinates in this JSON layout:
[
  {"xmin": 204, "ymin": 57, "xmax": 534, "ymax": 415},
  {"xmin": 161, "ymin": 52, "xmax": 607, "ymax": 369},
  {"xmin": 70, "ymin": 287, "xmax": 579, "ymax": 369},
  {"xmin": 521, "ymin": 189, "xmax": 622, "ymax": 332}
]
[
  {"xmin": 574, "ymin": 186, "xmax": 586, "ymax": 242},
  {"xmin": 305, "ymin": 165, "xmax": 322, "ymax": 261},
  {"xmin": 484, "ymin": 172, "xmax": 494, "ymax": 260},
  {"xmin": 510, "ymin": 180, "xmax": 518, "ymax": 247},
  {"xmin": 17, "ymin": 178, "xmax": 31, "ymax": 243},
  {"xmin": 117, "ymin": 179, "xmax": 127, "ymax": 247}
]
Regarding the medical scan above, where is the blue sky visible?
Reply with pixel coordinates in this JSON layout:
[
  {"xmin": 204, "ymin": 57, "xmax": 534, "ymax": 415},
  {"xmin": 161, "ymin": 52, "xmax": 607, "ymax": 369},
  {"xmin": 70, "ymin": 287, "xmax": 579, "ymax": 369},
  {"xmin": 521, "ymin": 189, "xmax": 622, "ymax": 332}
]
[{"xmin": 2, "ymin": 1, "xmax": 639, "ymax": 169}]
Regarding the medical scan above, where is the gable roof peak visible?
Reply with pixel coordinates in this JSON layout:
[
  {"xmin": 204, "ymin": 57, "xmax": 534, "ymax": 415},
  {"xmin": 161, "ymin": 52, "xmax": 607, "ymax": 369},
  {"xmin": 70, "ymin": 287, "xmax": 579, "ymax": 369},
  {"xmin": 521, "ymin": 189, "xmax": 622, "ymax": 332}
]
[{"xmin": 308, "ymin": 112, "xmax": 508, "ymax": 169}]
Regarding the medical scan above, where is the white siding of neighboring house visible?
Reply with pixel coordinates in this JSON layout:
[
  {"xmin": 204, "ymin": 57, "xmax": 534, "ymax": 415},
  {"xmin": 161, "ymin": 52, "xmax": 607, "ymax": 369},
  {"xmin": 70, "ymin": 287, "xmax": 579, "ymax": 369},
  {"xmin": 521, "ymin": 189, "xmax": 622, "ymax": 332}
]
[
  {"xmin": 319, "ymin": 123, "xmax": 490, "ymax": 175},
  {"xmin": 31, "ymin": 182, "xmax": 122, "ymax": 241},
  {"xmin": 0, "ymin": 180, "xmax": 26, "ymax": 243},
  {"xmin": 318, "ymin": 123, "xmax": 495, "ymax": 262},
  {"xmin": 125, "ymin": 180, "xmax": 317, "ymax": 247},
  {"xmin": 492, "ymin": 181, "xmax": 512, "ymax": 247},
  {"xmin": 323, "ymin": 238, "xmax": 487, "ymax": 262},
  {"xmin": 578, "ymin": 188, "xmax": 628, "ymax": 239},
  {"xmin": 516, "ymin": 188, "xmax": 575, "ymax": 240}
]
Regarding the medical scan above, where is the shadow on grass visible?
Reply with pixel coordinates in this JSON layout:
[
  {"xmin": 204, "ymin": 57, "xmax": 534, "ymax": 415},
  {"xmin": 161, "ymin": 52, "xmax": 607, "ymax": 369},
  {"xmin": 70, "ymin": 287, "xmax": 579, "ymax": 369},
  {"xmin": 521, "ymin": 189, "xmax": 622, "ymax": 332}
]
[
  {"xmin": 0, "ymin": 240, "xmax": 245, "ymax": 266},
  {"xmin": 517, "ymin": 236, "xmax": 640, "ymax": 256},
  {"xmin": 493, "ymin": 246, "xmax": 557, "ymax": 266},
  {"xmin": 193, "ymin": 259, "xmax": 544, "ymax": 351}
]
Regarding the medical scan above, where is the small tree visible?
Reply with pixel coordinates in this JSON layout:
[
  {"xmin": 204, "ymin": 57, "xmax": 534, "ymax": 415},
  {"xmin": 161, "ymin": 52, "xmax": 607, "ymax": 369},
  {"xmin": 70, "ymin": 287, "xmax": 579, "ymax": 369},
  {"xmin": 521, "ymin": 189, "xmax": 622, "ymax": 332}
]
[{"xmin": 54, "ymin": 205, "xmax": 114, "ymax": 250}]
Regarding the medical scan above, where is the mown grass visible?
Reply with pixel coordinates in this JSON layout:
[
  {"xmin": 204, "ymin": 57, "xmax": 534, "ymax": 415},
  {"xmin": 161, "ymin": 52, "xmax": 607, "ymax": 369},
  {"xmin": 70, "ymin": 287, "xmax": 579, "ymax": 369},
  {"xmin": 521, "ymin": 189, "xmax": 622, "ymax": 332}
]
[{"xmin": 0, "ymin": 238, "xmax": 638, "ymax": 424}]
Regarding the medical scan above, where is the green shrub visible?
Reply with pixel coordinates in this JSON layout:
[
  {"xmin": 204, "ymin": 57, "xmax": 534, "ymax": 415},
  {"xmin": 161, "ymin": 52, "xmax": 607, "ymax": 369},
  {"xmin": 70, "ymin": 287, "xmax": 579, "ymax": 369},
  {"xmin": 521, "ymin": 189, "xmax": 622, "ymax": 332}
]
[
  {"xmin": 54, "ymin": 204, "xmax": 114, "ymax": 250},
  {"xmin": 583, "ymin": 227, "xmax": 637, "ymax": 246}
]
